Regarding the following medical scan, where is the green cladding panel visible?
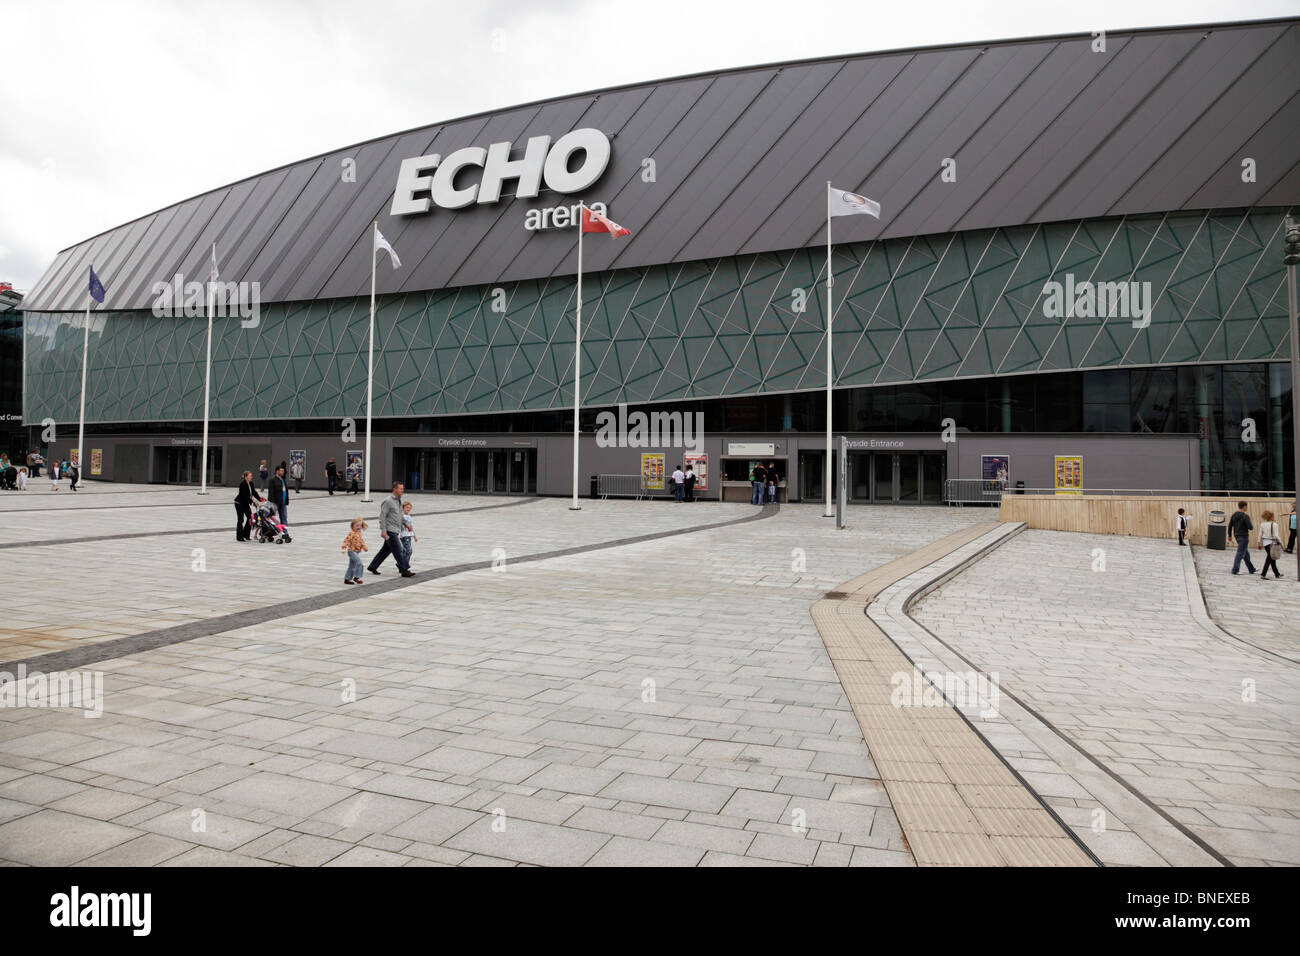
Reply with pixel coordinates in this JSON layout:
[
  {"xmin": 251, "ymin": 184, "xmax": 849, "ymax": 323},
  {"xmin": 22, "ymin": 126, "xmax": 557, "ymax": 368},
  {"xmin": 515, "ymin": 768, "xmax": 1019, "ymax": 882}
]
[{"xmin": 24, "ymin": 209, "xmax": 1294, "ymax": 425}]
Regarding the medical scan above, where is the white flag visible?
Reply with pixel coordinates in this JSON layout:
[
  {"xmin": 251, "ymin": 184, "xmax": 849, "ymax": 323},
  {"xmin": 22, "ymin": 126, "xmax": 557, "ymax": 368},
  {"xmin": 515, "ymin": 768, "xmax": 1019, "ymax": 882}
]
[
  {"xmin": 375, "ymin": 227, "xmax": 402, "ymax": 269},
  {"xmin": 828, "ymin": 185, "xmax": 880, "ymax": 219},
  {"xmin": 209, "ymin": 247, "xmax": 220, "ymax": 283}
]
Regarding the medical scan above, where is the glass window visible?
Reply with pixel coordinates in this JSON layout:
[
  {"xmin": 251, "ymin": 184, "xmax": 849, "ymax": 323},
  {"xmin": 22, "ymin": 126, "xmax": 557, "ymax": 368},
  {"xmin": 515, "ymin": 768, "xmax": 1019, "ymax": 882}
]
[{"xmin": 1131, "ymin": 368, "xmax": 1177, "ymax": 433}]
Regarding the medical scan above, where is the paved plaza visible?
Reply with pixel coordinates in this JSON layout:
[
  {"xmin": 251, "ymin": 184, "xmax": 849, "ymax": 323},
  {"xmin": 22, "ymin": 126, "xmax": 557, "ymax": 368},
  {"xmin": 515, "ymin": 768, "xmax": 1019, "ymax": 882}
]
[{"xmin": 0, "ymin": 486, "xmax": 1295, "ymax": 866}]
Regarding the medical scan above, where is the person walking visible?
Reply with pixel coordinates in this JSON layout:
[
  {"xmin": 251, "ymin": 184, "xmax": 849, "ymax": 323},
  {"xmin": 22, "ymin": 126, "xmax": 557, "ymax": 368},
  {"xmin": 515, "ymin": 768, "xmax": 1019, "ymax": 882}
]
[
  {"xmin": 683, "ymin": 464, "xmax": 696, "ymax": 503},
  {"xmin": 1228, "ymin": 501, "xmax": 1256, "ymax": 575},
  {"xmin": 258, "ymin": 460, "xmax": 269, "ymax": 497},
  {"xmin": 341, "ymin": 518, "xmax": 369, "ymax": 584},
  {"xmin": 399, "ymin": 502, "xmax": 417, "ymax": 566},
  {"xmin": 671, "ymin": 464, "xmax": 685, "ymax": 503},
  {"xmin": 367, "ymin": 481, "xmax": 415, "ymax": 577},
  {"xmin": 325, "ymin": 457, "xmax": 338, "ymax": 496},
  {"xmin": 268, "ymin": 465, "xmax": 289, "ymax": 528},
  {"xmin": 290, "ymin": 457, "xmax": 304, "ymax": 494},
  {"xmin": 750, "ymin": 461, "xmax": 767, "ymax": 505},
  {"xmin": 1286, "ymin": 504, "xmax": 1297, "ymax": 554},
  {"xmin": 235, "ymin": 470, "xmax": 261, "ymax": 541},
  {"xmin": 68, "ymin": 456, "xmax": 80, "ymax": 492},
  {"xmin": 1258, "ymin": 510, "xmax": 1284, "ymax": 580},
  {"xmin": 1175, "ymin": 508, "xmax": 1188, "ymax": 546},
  {"xmin": 49, "ymin": 459, "xmax": 60, "ymax": 492}
]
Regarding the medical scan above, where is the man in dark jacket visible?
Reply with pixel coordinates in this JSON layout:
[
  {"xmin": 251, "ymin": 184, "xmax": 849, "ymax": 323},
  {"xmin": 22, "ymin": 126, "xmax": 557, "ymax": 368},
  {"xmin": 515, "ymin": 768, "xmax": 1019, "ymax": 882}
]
[
  {"xmin": 1227, "ymin": 501, "xmax": 1256, "ymax": 575},
  {"xmin": 325, "ymin": 457, "xmax": 338, "ymax": 495},
  {"xmin": 235, "ymin": 470, "xmax": 262, "ymax": 541},
  {"xmin": 269, "ymin": 466, "xmax": 289, "ymax": 527}
]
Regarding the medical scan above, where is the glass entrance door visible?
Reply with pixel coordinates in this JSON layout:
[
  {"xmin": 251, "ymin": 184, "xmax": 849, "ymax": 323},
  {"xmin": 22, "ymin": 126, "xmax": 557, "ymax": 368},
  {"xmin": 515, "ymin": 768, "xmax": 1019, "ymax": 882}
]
[
  {"xmin": 922, "ymin": 452, "xmax": 945, "ymax": 503},
  {"xmin": 898, "ymin": 453, "xmax": 920, "ymax": 503}
]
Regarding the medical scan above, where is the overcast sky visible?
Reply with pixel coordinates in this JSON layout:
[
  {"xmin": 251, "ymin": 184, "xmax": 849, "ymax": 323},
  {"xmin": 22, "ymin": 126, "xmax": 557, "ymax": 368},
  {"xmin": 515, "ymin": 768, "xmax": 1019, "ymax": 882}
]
[{"xmin": 1, "ymin": 0, "xmax": 1292, "ymax": 291}]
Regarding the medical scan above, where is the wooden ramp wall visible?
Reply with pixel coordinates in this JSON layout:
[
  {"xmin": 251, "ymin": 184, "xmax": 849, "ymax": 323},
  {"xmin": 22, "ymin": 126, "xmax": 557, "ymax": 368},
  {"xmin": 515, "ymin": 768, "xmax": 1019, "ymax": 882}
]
[{"xmin": 997, "ymin": 495, "xmax": 1296, "ymax": 546}]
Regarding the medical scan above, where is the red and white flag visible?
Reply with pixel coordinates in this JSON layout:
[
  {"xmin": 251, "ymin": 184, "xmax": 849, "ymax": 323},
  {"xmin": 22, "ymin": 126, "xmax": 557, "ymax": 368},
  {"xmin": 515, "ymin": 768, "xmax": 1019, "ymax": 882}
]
[{"xmin": 581, "ymin": 206, "xmax": 631, "ymax": 238}]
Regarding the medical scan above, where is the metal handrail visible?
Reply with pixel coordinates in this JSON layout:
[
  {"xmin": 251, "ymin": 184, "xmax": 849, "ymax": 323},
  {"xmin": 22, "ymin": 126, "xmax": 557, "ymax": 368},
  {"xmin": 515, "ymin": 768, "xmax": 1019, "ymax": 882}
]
[
  {"xmin": 1006, "ymin": 488, "xmax": 1297, "ymax": 497},
  {"xmin": 596, "ymin": 474, "xmax": 646, "ymax": 500}
]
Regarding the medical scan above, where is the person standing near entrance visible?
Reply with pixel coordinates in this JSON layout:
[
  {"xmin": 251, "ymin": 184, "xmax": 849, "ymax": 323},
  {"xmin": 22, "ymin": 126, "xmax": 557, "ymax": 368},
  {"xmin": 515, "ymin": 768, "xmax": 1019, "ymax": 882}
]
[
  {"xmin": 1228, "ymin": 501, "xmax": 1256, "ymax": 575},
  {"xmin": 766, "ymin": 461, "xmax": 780, "ymax": 503},
  {"xmin": 325, "ymin": 457, "xmax": 338, "ymax": 496},
  {"xmin": 671, "ymin": 464, "xmax": 685, "ymax": 503},
  {"xmin": 1286, "ymin": 504, "xmax": 1297, "ymax": 554},
  {"xmin": 367, "ymin": 482, "xmax": 415, "ymax": 577},
  {"xmin": 1258, "ymin": 510, "xmax": 1283, "ymax": 580},
  {"xmin": 269, "ymin": 465, "xmax": 289, "ymax": 528},
  {"xmin": 683, "ymin": 464, "xmax": 696, "ymax": 503},
  {"xmin": 750, "ymin": 462, "xmax": 766, "ymax": 505},
  {"xmin": 1176, "ymin": 508, "xmax": 1188, "ymax": 546},
  {"xmin": 235, "ymin": 470, "xmax": 261, "ymax": 541},
  {"xmin": 290, "ymin": 457, "xmax": 304, "ymax": 494}
]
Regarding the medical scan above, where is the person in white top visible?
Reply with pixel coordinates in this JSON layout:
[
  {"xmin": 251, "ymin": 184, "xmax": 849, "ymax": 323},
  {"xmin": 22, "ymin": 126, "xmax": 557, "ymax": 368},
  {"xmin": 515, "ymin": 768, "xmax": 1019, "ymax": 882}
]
[
  {"xmin": 50, "ymin": 460, "xmax": 60, "ymax": 491},
  {"xmin": 671, "ymin": 466, "xmax": 685, "ymax": 503},
  {"xmin": 1175, "ymin": 508, "xmax": 1188, "ymax": 546},
  {"xmin": 1258, "ymin": 509, "xmax": 1283, "ymax": 580}
]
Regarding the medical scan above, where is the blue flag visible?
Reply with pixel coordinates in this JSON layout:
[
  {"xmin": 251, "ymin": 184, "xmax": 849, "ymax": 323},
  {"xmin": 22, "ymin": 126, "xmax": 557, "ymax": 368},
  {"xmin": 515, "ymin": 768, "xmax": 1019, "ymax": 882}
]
[{"xmin": 89, "ymin": 266, "xmax": 105, "ymax": 304}]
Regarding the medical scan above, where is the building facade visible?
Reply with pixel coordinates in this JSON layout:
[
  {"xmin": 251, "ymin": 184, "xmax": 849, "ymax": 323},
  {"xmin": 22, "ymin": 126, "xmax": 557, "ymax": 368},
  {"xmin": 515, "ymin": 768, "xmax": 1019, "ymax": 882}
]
[{"xmin": 20, "ymin": 18, "xmax": 1300, "ymax": 499}]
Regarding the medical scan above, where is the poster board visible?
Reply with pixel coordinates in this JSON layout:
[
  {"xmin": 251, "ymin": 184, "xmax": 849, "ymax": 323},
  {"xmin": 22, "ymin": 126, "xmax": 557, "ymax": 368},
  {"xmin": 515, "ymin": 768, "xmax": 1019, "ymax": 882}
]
[
  {"xmin": 640, "ymin": 453, "xmax": 665, "ymax": 491},
  {"xmin": 91, "ymin": 449, "xmax": 103, "ymax": 476},
  {"xmin": 289, "ymin": 449, "xmax": 306, "ymax": 478},
  {"xmin": 684, "ymin": 453, "xmax": 708, "ymax": 492},
  {"xmin": 345, "ymin": 451, "xmax": 364, "ymax": 484},
  {"xmin": 1054, "ymin": 455, "xmax": 1083, "ymax": 495},
  {"xmin": 981, "ymin": 454, "xmax": 1010, "ymax": 484}
]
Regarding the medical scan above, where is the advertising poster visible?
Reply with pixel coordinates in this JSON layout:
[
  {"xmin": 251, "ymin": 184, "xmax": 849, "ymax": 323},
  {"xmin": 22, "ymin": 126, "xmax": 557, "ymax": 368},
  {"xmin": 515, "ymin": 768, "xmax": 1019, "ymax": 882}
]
[
  {"xmin": 684, "ymin": 453, "xmax": 708, "ymax": 492},
  {"xmin": 289, "ymin": 449, "xmax": 307, "ymax": 477},
  {"xmin": 345, "ymin": 451, "xmax": 364, "ymax": 484},
  {"xmin": 640, "ymin": 453, "xmax": 665, "ymax": 491},
  {"xmin": 91, "ymin": 449, "xmax": 102, "ymax": 476},
  {"xmin": 1054, "ymin": 455, "xmax": 1083, "ymax": 495},
  {"xmin": 981, "ymin": 455, "xmax": 1010, "ymax": 484}
]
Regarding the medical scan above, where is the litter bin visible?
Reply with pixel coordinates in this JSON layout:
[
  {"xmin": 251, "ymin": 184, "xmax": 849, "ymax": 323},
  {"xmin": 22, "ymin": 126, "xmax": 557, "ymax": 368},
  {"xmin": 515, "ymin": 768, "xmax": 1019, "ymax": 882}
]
[
  {"xmin": 590, "ymin": 475, "xmax": 599, "ymax": 498},
  {"xmin": 1207, "ymin": 510, "xmax": 1227, "ymax": 550},
  {"xmin": 1015, "ymin": 480, "xmax": 1025, "ymax": 495}
]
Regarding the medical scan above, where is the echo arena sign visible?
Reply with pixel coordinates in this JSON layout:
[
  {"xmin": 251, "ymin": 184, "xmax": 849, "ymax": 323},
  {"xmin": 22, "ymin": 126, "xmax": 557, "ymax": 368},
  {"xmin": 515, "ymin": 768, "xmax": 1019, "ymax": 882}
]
[{"xmin": 390, "ymin": 127, "xmax": 612, "ymax": 231}]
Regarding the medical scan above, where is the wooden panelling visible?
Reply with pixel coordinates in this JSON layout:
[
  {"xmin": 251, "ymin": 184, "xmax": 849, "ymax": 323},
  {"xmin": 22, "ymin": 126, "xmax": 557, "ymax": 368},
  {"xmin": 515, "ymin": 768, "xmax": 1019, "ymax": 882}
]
[{"xmin": 998, "ymin": 495, "xmax": 1296, "ymax": 546}]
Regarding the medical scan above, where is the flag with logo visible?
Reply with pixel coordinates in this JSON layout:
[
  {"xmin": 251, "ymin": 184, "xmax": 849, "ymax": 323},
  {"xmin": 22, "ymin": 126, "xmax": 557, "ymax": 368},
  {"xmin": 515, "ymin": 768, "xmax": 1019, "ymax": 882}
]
[
  {"xmin": 88, "ymin": 266, "xmax": 106, "ymax": 303},
  {"xmin": 375, "ymin": 228, "xmax": 402, "ymax": 268},
  {"xmin": 828, "ymin": 186, "xmax": 880, "ymax": 219},
  {"xmin": 581, "ymin": 207, "xmax": 631, "ymax": 238},
  {"xmin": 210, "ymin": 247, "xmax": 220, "ymax": 283}
]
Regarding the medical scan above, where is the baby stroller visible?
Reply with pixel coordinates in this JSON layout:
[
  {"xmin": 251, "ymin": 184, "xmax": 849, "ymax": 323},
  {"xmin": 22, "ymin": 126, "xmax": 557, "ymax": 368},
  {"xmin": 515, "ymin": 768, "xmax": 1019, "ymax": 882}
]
[{"xmin": 254, "ymin": 501, "xmax": 292, "ymax": 543}]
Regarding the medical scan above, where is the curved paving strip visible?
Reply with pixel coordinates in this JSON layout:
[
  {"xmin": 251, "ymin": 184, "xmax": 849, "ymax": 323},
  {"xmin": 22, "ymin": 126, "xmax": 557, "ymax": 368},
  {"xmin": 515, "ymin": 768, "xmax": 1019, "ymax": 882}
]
[
  {"xmin": 907, "ymin": 528, "xmax": 1300, "ymax": 867},
  {"xmin": 811, "ymin": 522, "xmax": 1095, "ymax": 866}
]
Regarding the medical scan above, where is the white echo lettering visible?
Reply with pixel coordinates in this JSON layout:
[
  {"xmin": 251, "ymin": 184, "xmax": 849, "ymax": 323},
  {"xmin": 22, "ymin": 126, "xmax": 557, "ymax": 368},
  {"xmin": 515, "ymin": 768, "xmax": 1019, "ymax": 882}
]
[
  {"xmin": 478, "ymin": 135, "xmax": 550, "ymax": 203},
  {"xmin": 430, "ymin": 146, "xmax": 487, "ymax": 209},
  {"xmin": 391, "ymin": 128, "xmax": 611, "ymax": 217}
]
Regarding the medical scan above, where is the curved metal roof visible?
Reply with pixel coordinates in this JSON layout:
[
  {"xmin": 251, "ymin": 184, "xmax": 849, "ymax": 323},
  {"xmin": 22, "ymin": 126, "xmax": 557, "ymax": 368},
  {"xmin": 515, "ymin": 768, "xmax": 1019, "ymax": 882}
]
[{"xmin": 24, "ymin": 16, "xmax": 1300, "ymax": 313}]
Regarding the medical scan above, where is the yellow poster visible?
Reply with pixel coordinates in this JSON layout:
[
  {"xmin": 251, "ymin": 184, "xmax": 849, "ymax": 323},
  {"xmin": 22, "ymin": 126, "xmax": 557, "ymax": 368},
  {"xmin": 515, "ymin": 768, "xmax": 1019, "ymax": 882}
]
[
  {"xmin": 91, "ymin": 449, "xmax": 103, "ymax": 476},
  {"xmin": 1054, "ymin": 455, "xmax": 1082, "ymax": 495},
  {"xmin": 640, "ymin": 453, "xmax": 665, "ymax": 491}
]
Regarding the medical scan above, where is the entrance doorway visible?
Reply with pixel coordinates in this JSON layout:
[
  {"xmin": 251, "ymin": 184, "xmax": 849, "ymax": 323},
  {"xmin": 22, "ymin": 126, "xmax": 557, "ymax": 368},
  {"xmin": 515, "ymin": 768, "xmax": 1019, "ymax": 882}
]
[
  {"xmin": 846, "ymin": 452, "xmax": 945, "ymax": 503},
  {"xmin": 394, "ymin": 447, "xmax": 536, "ymax": 495},
  {"xmin": 155, "ymin": 446, "xmax": 222, "ymax": 485}
]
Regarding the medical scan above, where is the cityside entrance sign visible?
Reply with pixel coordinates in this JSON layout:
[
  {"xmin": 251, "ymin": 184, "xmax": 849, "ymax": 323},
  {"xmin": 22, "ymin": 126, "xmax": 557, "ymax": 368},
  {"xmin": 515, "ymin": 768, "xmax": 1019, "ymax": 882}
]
[{"xmin": 390, "ymin": 127, "xmax": 611, "ymax": 218}]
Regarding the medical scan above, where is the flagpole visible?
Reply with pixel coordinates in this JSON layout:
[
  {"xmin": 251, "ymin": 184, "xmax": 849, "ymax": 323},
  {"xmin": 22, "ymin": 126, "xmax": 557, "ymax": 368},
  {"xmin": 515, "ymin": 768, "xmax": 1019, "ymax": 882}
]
[
  {"xmin": 364, "ymin": 221, "xmax": 376, "ymax": 504},
  {"xmin": 78, "ymin": 291, "xmax": 89, "ymax": 483},
  {"xmin": 824, "ymin": 181, "xmax": 833, "ymax": 518},
  {"xmin": 199, "ymin": 242, "xmax": 214, "ymax": 495},
  {"xmin": 570, "ymin": 202, "xmax": 584, "ymax": 510}
]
